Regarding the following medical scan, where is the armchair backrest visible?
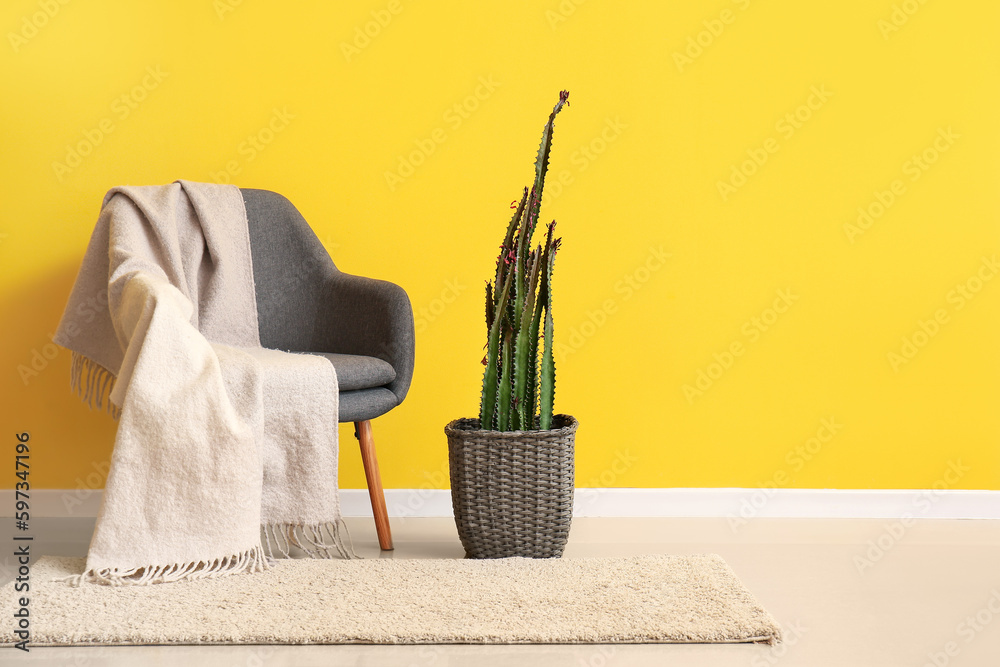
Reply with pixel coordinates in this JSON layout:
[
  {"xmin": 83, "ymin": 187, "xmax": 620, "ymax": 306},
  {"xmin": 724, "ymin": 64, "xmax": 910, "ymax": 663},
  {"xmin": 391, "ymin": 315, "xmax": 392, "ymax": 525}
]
[
  {"xmin": 241, "ymin": 188, "xmax": 337, "ymax": 352},
  {"xmin": 241, "ymin": 188, "xmax": 414, "ymax": 407}
]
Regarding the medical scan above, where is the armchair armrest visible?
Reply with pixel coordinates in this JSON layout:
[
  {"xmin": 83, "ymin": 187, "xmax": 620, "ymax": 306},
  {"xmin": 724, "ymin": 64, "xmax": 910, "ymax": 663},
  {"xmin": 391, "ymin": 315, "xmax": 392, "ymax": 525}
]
[{"xmin": 316, "ymin": 269, "xmax": 415, "ymax": 405}]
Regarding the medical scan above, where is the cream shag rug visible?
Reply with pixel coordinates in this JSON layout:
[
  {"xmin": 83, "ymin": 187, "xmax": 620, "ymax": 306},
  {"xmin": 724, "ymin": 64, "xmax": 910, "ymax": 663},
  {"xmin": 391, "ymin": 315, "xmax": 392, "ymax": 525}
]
[{"xmin": 2, "ymin": 554, "xmax": 781, "ymax": 646}]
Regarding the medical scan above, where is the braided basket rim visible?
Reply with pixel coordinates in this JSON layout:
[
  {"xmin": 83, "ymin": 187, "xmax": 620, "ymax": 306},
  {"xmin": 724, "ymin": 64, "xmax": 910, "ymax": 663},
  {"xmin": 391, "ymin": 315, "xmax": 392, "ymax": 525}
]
[{"xmin": 444, "ymin": 414, "xmax": 578, "ymax": 439}]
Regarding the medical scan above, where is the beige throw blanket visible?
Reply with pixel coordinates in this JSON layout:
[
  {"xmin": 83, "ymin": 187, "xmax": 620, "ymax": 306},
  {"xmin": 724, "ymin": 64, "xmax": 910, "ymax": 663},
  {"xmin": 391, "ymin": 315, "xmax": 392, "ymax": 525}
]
[{"xmin": 54, "ymin": 180, "xmax": 351, "ymax": 586}]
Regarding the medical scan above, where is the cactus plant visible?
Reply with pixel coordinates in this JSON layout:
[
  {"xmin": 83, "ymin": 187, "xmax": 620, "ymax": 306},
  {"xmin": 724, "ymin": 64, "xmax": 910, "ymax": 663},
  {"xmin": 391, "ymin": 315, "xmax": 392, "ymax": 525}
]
[{"xmin": 479, "ymin": 90, "xmax": 569, "ymax": 431}]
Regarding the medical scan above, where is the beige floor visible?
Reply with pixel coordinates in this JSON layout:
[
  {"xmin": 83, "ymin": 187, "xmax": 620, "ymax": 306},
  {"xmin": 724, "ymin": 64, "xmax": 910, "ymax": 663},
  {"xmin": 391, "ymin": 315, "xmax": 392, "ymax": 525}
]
[{"xmin": 2, "ymin": 516, "xmax": 999, "ymax": 666}]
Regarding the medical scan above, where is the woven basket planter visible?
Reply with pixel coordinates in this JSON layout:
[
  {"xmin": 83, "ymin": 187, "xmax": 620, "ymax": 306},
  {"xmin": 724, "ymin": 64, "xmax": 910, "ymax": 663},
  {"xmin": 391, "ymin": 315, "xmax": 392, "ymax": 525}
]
[{"xmin": 445, "ymin": 414, "xmax": 578, "ymax": 559}]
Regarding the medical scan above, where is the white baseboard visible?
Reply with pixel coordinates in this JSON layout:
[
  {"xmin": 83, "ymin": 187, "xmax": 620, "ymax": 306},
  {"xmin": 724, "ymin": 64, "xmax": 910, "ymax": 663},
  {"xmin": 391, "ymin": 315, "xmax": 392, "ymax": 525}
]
[{"xmin": 3, "ymin": 488, "xmax": 999, "ymax": 519}]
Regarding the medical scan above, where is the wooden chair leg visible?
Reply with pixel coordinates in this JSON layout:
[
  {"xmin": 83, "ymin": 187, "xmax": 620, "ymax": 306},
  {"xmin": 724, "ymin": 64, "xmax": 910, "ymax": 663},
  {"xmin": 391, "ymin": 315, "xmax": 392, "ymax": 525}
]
[{"xmin": 355, "ymin": 420, "xmax": 393, "ymax": 550}]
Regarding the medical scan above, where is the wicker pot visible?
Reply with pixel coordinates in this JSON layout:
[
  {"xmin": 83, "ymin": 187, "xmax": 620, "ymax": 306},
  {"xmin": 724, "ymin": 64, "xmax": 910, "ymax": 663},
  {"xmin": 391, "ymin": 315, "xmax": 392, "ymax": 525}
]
[{"xmin": 445, "ymin": 414, "xmax": 578, "ymax": 559}]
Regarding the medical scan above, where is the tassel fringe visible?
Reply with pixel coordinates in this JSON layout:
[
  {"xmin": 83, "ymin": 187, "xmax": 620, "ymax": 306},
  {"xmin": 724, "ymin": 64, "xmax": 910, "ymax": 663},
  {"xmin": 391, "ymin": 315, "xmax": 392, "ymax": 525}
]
[
  {"xmin": 262, "ymin": 519, "xmax": 359, "ymax": 560},
  {"xmin": 58, "ymin": 544, "xmax": 269, "ymax": 587},
  {"xmin": 70, "ymin": 352, "xmax": 121, "ymax": 420},
  {"xmin": 58, "ymin": 521, "xmax": 358, "ymax": 587}
]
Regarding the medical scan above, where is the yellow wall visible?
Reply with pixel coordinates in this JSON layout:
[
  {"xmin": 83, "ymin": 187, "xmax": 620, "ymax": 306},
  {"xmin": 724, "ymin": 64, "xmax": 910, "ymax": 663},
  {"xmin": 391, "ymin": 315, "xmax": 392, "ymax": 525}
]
[{"xmin": 1, "ymin": 0, "xmax": 998, "ymax": 492}]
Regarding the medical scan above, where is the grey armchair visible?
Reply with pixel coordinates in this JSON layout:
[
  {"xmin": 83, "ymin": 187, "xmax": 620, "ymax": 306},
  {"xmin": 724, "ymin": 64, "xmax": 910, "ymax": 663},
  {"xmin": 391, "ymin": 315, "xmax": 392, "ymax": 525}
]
[{"xmin": 241, "ymin": 188, "xmax": 414, "ymax": 550}]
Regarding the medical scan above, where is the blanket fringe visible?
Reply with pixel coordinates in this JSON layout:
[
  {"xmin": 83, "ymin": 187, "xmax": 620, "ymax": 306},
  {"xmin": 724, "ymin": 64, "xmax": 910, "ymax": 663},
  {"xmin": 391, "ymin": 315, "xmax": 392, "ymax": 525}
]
[
  {"xmin": 54, "ymin": 526, "xmax": 357, "ymax": 588},
  {"xmin": 262, "ymin": 519, "xmax": 359, "ymax": 560},
  {"xmin": 56, "ymin": 544, "xmax": 269, "ymax": 587},
  {"xmin": 70, "ymin": 352, "xmax": 121, "ymax": 420}
]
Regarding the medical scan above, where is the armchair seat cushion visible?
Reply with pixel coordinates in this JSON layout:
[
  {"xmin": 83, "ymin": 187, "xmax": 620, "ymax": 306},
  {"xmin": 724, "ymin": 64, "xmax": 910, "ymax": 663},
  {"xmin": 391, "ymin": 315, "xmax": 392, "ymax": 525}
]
[
  {"xmin": 307, "ymin": 352, "xmax": 396, "ymax": 391},
  {"xmin": 339, "ymin": 387, "xmax": 399, "ymax": 423}
]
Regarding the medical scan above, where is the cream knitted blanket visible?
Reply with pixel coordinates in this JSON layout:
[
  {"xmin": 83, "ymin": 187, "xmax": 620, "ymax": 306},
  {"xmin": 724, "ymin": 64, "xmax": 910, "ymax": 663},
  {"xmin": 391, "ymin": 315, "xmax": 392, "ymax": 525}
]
[{"xmin": 54, "ymin": 180, "xmax": 351, "ymax": 586}]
